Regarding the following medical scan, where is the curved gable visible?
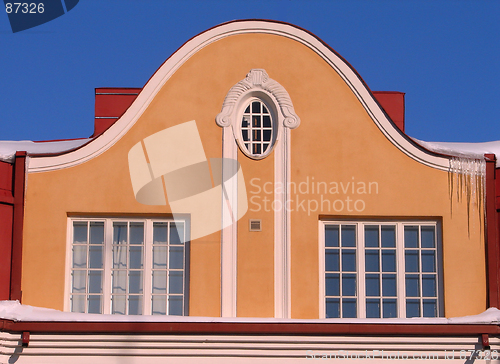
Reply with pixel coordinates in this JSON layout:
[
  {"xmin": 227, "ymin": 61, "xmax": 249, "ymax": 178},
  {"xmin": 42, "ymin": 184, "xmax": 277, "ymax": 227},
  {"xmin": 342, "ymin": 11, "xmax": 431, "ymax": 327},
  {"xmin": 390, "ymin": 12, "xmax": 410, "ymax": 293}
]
[{"xmin": 27, "ymin": 20, "xmax": 450, "ymax": 173}]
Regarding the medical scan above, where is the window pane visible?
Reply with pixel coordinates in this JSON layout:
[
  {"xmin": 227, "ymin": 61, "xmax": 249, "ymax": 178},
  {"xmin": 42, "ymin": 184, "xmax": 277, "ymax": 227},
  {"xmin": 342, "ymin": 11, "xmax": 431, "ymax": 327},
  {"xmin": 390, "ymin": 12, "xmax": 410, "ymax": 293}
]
[
  {"xmin": 113, "ymin": 222, "xmax": 127, "ymax": 244},
  {"xmin": 242, "ymin": 129, "xmax": 249, "ymax": 141},
  {"xmin": 169, "ymin": 271, "xmax": 184, "ymax": 294},
  {"xmin": 129, "ymin": 271, "xmax": 143, "ymax": 294},
  {"xmin": 421, "ymin": 226, "xmax": 435, "ymax": 248},
  {"xmin": 263, "ymin": 129, "xmax": 272, "ymax": 142},
  {"xmin": 366, "ymin": 299, "xmax": 380, "ymax": 318},
  {"xmin": 87, "ymin": 295, "xmax": 102, "ymax": 314},
  {"xmin": 381, "ymin": 226, "xmax": 396, "ymax": 247},
  {"xmin": 342, "ymin": 274, "xmax": 356, "ymax": 296},
  {"xmin": 129, "ymin": 296, "xmax": 143, "ymax": 315},
  {"xmin": 342, "ymin": 298, "xmax": 357, "ymax": 318},
  {"xmin": 422, "ymin": 275, "xmax": 437, "ymax": 297},
  {"xmin": 365, "ymin": 250, "xmax": 379, "ymax": 272},
  {"xmin": 252, "ymin": 116, "xmax": 261, "ymax": 128},
  {"xmin": 423, "ymin": 299, "xmax": 437, "ymax": 317},
  {"xmin": 129, "ymin": 246, "xmax": 143, "ymax": 269},
  {"xmin": 89, "ymin": 245, "xmax": 103, "ymax": 268},
  {"xmin": 72, "ymin": 271, "xmax": 86, "ymax": 293},
  {"xmin": 325, "ymin": 226, "xmax": 339, "ymax": 247},
  {"xmin": 169, "ymin": 246, "xmax": 184, "ymax": 269},
  {"xmin": 170, "ymin": 223, "xmax": 184, "ymax": 245},
  {"xmin": 112, "ymin": 295, "xmax": 126, "ymax": 315},
  {"xmin": 325, "ymin": 250, "xmax": 339, "ymax": 271},
  {"xmin": 72, "ymin": 245, "xmax": 87, "ymax": 268},
  {"xmin": 153, "ymin": 246, "xmax": 167, "ymax": 268},
  {"xmin": 342, "ymin": 250, "xmax": 356, "ymax": 272},
  {"xmin": 89, "ymin": 222, "xmax": 104, "ymax": 245},
  {"xmin": 325, "ymin": 273, "xmax": 340, "ymax": 296},
  {"xmin": 365, "ymin": 274, "xmax": 380, "ymax": 297},
  {"xmin": 365, "ymin": 225, "xmax": 379, "ymax": 247},
  {"xmin": 88, "ymin": 270, "xmax": 102, "ymax": 294},
  {"xmin": 130, "ymin": 223, "xmax": 144, "ymax": 245},
  {"xmin": 404, "ymin": 226, "xmax": 419, "ymax": 248},
  {"xmin": 405, "ymin": 275, "xmax": 420, "ymax": 297},
  {"xmin": 73, "ymin": 222, "xmax": 87, "ymax": 244},
  {"xmin": 383, "ymin": 299, "xmax": 397, "ymax": 318},
  {"xmin": 168, "ymin": 296, "xmax": 183, "ymax": 316},
  {"xmin": 263, "ymin": 115, "xmax": 271, "ymax": 127},
  {"xmin": 112, "ymin": 271, "xmax": 127, "ymax": 294},
  {"xmin": 262, "ymin": 105, "xmax": 269, "ymax": 114},
  {"xmin": 382, "ymin": 250, "xmax": 396, "ymax": 272},
  {"xmin": 326, "ymin": 298, "xmax": 340, "ymax": 318},
  {"xmin": 341, "ymin": 225, "xmax": 356, "ymax": 247},
  {"xmin": 153, "ymin": 222, "xmax": 168, "ymax": 244},
  {"xmin": 152, "ymin": 295, "xmax": 166, "ymax": 315},
  {"xmin": 113, "ymin": 245, "xmax": 127, "ymax": 269},
  {"xmin": 405, "ymin": 251, "xmax": 419, "ymax": 272},
  {"xmin": 152, "ymin": 270, "xmax": 167, "ymax": 294},
  {"xmin": 406, "ymin": 299, "xmax": 420, "ymax": 318},
  {"xmin": 71, "ymin": 295, "xmax": 85, "ymax": 313},
  {"xmin": 421, "ymin": 251, "xmax": 436, "ymax": 272},
  {"xmin": 253, "ymin": 143, "xmax": 261, "ymax": 155},
  {"xmin": 253, "ymin": 129, "xmax": 261, "ymax": 142},
  {"xmin": 252, "ymin": 101, "xmax": 260, "ymax": 113},
  {"xmin": 382, "ymin": 274, "xmax": 396, "ymax": 297}
]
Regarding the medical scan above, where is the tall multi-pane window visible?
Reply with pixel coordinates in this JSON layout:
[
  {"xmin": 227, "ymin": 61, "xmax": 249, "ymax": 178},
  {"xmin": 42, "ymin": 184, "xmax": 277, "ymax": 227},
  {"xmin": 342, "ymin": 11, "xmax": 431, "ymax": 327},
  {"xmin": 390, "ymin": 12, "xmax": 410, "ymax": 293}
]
[
  {"xmin": 71, "ymin": 221, "xmax": 105, "ymax": 314},
  {"xmin": 404, "ymin": 225, "xmax": 439, "ymax": 318},
  {"xmin": 241, "ymin": 99, "xmax": 273, "ymax": 157},
  {"xmin": 324, "ymin": 225, "xmax": 357, "ymax": 318},
  {"xmin": 321, "ymin": 221, "xmax": 441, "ymax": 319},
  {"xmin": 69, "ymin": 218, "xmax": 188, "ymax": 316}
]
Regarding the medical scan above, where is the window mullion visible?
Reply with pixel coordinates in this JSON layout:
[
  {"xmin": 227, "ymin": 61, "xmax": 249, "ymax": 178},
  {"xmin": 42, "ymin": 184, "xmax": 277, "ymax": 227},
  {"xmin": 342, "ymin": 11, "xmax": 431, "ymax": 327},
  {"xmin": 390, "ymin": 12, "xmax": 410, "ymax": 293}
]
[
  {"xmin": 102, "ymin": 219, "xmax": 112, "ymax": 314},
  {"xmin": 358, "ymin": 223, "xmax": 366, "ymax": 319},
  {"xmin": 143, "ymin": 219, "xmax": 153, "ymax": 315},
  {"xmin": 396, "ymin": 222, "xmax": 406, "ymax": 318}
]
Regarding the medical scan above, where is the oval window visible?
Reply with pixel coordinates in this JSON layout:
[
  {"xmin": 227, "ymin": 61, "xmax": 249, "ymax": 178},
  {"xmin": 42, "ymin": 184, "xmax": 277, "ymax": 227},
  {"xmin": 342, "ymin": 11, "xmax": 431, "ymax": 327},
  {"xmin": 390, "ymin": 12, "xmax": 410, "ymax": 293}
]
[{"xmin": 241, "ymin": 100, "xmax": 273, "ymax": 158}]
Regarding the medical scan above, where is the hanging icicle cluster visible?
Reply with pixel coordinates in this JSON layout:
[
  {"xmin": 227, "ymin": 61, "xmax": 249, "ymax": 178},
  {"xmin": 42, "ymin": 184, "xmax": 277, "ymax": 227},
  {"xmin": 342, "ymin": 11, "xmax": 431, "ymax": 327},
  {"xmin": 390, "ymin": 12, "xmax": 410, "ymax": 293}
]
[{"xmin": 448, "ymin": 157, "xmax": 486, "ymax": 235}]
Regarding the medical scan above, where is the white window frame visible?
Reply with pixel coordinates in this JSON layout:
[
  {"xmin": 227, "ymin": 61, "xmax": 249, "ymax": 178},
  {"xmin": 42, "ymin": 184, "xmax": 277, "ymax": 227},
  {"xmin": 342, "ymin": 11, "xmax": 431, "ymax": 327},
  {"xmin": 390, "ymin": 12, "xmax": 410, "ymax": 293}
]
[
  {"xmin": 318, "ymin": 220, "xmax": 443, "ymax": 319},
  {"xmin": 64, "ymin": 217, "xmax": 189, "ymax": 315},
  {"xmin": 239, "ymin": 98, "xmax": 276, "ymax": 159}
]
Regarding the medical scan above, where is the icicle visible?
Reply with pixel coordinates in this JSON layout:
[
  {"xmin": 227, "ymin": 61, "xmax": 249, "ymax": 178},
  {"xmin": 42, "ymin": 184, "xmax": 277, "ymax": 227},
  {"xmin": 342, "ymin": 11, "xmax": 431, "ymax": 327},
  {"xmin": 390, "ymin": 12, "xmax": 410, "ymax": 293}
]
[{"xmin": 448, "ymin": 157, "xmax": 486, "ymax": 237}]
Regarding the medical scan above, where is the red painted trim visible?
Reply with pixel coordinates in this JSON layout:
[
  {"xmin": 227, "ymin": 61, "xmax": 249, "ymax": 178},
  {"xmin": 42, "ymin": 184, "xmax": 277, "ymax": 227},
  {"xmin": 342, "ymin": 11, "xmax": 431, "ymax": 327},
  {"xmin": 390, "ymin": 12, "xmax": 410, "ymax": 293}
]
[
  {"xmin": 0, "ymin": 318, "xmax": 499, "ymax": 336},
  {"xmin": 496, "ymin": 167, "xmax": 500, "ymax": 210},
  {"xmin": 33, "ymin": 137, "xmax": 88, "ymax": 143},
  {"xmin": 10, "ymin": 151, "xmax": 26, "ymax": 302},
  {"xmin": 485, "ymin": 154, "xmax": 499, "ymax": 308},
  {"xmin": 0, "ymin": 204, "xmax": 13, "ymax": 300},
  {"xmin": 21, "ymin": 331, "xmax": 30, "ymax": 347},
  {"xmin": 482, "ymin": 333, "xmax": 490, "ymax": 349}
]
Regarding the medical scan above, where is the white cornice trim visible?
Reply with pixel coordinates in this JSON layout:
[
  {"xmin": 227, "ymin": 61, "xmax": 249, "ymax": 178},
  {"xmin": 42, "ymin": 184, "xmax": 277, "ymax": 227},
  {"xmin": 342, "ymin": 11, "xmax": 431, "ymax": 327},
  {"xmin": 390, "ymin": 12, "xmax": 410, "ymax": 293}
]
[{"xmin": 27, "ymin": 20, "xmax": 450, "ymax": 173}]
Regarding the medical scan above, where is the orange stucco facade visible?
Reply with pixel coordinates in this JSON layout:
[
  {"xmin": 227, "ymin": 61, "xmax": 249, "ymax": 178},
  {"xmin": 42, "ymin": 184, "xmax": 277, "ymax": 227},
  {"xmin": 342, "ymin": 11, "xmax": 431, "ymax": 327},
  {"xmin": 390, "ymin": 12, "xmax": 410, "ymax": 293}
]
[{"xmin": 20, "ymin": 29, "xmax": 486, "ymax": 319}]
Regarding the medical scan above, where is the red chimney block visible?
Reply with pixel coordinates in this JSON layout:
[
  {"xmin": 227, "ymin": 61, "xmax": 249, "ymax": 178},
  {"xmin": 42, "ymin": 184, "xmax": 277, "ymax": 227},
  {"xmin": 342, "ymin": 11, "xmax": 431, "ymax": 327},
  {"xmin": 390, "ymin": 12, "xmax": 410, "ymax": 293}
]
[
  {"xmin": 373, "ymin": 91, "xmax": 405, "ymax": 133},
  {"xmin": 93, "ymin": 88, "xmax": 142, "ymax": 137}
]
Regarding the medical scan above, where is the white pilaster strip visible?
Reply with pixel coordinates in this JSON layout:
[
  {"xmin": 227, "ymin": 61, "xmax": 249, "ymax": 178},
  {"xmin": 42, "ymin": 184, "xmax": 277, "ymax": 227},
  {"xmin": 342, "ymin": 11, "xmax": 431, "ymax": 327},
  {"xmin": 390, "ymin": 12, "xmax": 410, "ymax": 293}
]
[{"xmin": 220, "ymin": 126, "xmax": 237, "ymax": 317}]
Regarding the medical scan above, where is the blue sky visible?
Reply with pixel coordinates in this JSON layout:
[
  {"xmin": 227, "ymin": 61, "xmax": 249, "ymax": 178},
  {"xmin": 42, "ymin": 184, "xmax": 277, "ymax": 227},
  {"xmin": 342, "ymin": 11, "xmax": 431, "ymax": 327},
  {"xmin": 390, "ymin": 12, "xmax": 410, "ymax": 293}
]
[{"xmin": 1, "ymin": 0, "xmax": 499, "ymax": 143}]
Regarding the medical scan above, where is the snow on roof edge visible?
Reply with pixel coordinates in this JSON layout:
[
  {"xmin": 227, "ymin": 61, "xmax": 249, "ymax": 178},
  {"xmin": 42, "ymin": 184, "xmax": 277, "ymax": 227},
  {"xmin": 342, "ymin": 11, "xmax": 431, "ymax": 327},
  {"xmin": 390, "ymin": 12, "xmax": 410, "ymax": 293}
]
[
  {"xmin": 412, "ymin": 138, "xmax": 500, "ymax": 168},
  {"xmin": 0, "ymin": 301, "xmax": 498, "ymax": 325},
  {"xmin": 0, "ymin": 139, "xmax": 91, "ymax": 163}
]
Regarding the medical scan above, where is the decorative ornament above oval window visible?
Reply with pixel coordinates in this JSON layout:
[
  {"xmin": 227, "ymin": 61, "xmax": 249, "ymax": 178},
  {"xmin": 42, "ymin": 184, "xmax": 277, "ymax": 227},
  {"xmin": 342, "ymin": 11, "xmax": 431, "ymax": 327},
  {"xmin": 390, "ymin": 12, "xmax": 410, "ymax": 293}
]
[{"xmin": 216, "ymin": 69, "xmax": 300, "ymax": 160}]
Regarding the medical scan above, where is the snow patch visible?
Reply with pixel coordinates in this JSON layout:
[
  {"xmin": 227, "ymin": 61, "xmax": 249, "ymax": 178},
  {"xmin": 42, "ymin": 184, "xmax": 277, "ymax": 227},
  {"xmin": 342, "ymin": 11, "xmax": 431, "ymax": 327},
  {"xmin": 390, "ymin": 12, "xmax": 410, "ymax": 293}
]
[
  {"xmin": 0, "ymin": 301, "xmax": 498, "ymax": 324},
  {"xmin": 414, "ymin": 139, "xmax": 500, "ymax": 168},
  {"xmin": 0, "ymin": 139, "xmax": 90, "ymax": 163}
]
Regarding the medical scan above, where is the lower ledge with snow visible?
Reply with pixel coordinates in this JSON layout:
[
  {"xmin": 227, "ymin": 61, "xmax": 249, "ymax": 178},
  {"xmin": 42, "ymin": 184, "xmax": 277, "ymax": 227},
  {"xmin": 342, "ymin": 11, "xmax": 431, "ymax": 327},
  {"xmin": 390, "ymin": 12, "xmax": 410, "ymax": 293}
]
[{"xmin": 1, "ymin": 302, "xmax": 500, "ymax": 363}]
